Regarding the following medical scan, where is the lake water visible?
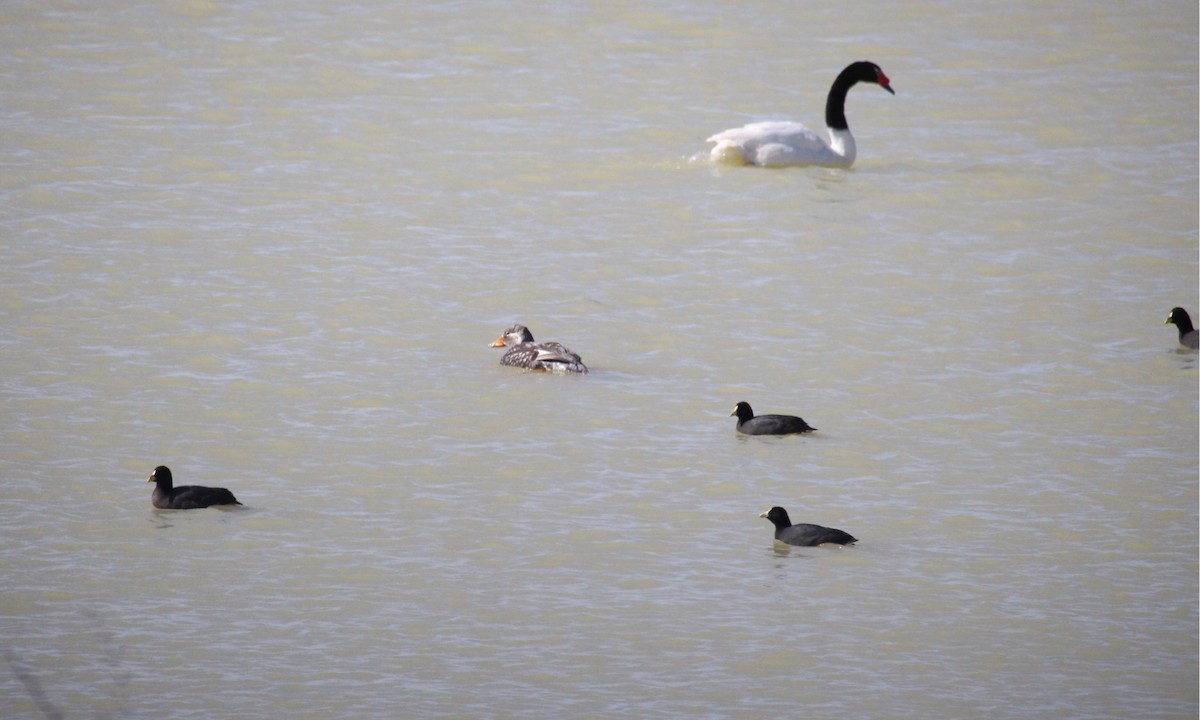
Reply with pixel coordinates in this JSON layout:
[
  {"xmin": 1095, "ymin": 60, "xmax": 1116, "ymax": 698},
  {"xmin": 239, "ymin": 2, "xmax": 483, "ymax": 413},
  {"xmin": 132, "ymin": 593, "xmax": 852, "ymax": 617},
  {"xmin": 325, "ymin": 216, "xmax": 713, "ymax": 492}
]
[{"xmin": 2, "ymin": 1, "xmax": 1197, "ymax": 718}]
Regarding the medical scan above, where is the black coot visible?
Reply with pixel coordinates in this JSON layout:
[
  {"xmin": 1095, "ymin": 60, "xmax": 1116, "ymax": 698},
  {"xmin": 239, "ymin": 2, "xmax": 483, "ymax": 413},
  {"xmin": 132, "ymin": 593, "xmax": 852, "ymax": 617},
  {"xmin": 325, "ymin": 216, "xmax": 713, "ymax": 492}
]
[
  {"xmin": 731, "ymin": 401, "xmax": 816, "ymax": 435},
  {"xmin": 1165, "ymin": 307, "xmax": 1198, "ymax": 349},
  {"xmin": 760, "ymin": 506, "xmax": 856, "ymax": 546},
  {"xmin": 148, "ymin": 466, "xmax": 241, "ymax": 509}
]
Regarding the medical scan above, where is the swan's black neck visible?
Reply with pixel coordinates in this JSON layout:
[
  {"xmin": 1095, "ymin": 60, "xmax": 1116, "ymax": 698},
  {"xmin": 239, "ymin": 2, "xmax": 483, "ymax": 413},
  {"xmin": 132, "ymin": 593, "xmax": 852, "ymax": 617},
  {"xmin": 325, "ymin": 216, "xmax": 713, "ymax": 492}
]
[{"xmin": 824, "ymin": 68, "xmax": 861, "ymax": 131}]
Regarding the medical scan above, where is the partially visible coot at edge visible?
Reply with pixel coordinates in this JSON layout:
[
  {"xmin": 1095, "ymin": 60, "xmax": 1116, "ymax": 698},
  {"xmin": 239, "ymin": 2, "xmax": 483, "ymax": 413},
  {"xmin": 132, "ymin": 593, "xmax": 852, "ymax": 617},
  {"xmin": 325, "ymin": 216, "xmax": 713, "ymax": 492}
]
[{"xmin": 1165, "ymin": 307, "xmax": 1199, "ymax": 350}]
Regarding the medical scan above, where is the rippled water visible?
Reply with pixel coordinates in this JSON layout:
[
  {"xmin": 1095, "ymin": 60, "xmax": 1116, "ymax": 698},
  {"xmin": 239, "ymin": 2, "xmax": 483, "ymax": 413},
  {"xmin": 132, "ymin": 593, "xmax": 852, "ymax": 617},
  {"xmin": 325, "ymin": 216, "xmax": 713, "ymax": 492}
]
[{"xmin": 2, "ymin": 1, "xmax": 1197, "ymax": 718}]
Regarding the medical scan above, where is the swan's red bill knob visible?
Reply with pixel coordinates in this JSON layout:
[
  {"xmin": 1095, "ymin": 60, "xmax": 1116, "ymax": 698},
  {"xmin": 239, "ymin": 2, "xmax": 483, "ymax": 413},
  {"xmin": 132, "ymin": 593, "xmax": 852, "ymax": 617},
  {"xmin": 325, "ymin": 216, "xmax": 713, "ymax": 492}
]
[{"xmin": 876, "ymin": 69, "xmax": 895, "ymax": 94}]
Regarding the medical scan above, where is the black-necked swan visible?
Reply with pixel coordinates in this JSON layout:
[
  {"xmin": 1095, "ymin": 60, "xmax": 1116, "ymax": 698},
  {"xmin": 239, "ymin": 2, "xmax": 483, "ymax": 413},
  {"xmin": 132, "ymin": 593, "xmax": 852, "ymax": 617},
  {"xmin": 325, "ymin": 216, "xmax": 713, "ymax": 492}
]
[{"xmin": 707, "ymin": 60, "xmax": 894, "ymax": 168}]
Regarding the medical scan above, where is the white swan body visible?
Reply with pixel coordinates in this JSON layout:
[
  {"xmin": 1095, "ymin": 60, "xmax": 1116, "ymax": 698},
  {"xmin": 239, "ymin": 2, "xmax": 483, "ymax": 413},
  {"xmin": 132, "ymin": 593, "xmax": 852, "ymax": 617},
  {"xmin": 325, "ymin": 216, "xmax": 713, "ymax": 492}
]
[
  {"xmin": 707, "ymin": 61, "xmax": 893, "ymax": 168},
  {"xmin": 708, "ymin": 122, "xmax": 856, "ymax": 168}
]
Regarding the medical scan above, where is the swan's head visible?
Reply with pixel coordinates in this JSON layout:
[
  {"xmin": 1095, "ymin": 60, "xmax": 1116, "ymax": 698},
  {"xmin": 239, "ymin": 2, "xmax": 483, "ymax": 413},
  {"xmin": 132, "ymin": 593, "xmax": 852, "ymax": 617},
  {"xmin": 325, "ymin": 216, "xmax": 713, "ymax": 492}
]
[{"xmin": 854, "ymin": 60, "xmax": 894, "ymax": 95}]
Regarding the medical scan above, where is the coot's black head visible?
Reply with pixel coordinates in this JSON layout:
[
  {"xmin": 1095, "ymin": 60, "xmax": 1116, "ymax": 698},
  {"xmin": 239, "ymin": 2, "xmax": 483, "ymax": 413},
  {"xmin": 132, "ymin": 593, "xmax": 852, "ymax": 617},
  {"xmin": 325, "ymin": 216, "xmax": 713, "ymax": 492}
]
[
  {"xmin": 731, "ymin": 401, "xmax": 754, "ymax": 421},
  {"xmin": 148, "ymin": 465, "xmax": 173, "ymax": 488},
  {"xmin": 1166, "ymin": 307, "xmax": 1195, "ymax": 332},
  {"xmin": 847, "ymin": 60, "xmax": 893, "ymax": 94},
  {"xmin": 759, "ymin": 506, "xmax": 792, "ymax": 529},
  {"xmin": 489, "ymin": 324, "xmax": 535, "ymax": 348}
]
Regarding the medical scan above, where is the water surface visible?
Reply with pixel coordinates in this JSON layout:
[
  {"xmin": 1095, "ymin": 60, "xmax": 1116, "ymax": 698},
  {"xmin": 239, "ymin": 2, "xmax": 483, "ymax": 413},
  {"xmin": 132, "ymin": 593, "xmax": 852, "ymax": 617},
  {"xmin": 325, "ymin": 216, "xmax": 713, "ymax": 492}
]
[{"xmin": 2, "ymin": 1, "xmax": 1197, "ymax": 718}]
